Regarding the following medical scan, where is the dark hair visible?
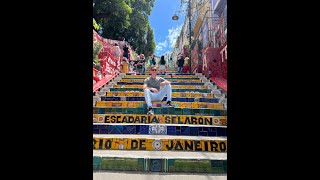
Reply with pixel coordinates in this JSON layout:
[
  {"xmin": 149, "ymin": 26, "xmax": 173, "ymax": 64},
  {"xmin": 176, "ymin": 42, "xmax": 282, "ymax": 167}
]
[{"xmin": 160, "ymin": 55, "xmax": 165, "ymax": 65}]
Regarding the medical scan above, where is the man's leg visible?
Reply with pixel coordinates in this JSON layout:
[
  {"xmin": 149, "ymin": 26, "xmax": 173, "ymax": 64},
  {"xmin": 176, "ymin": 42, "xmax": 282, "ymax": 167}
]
[
  {"xmin": 153, "ymin": 84, "xmax": 172, "ymax": 102},
  {"xmin": 144, "ymin": 89, "xmax": 158, "ymax": 114},
  {"xmin": 144, "ymin": 89, "xmax": 153, "ymax": 107}
]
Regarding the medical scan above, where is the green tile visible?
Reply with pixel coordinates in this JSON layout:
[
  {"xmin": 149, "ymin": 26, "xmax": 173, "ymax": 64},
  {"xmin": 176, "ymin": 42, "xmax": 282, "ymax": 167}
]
[
  {"xmin": 128, "ymin": 108, "xmax": 137, "ymax": 114},
  {"xmin": 98, "ymin": 108, "xmax": 105, "ymax": 114},
  {"xmin": 137, "ymin": 108, "xmax": 145, "ymax": 114},
  {"xmin": 106, "ymin": 108, "xmax": 113, "ymax": 113},
  {"xmin": 183, "ymin": 108, "xmax": 191, "ymax": 115},
  {"xmin": 173, "ymin": 108, "xmax": 182, "ymax": 115},
  {"xmin": 193, "ymin": 109, "xmax": 200, "ymax": 114},
  {"xmin": 162, "ymin": 108, "xmax": 168, "ymax": 114},
  {"xmin": 168, "ymin": 159, "xmax": 174, "ymax": 166},
  {"xmin": 168, "ymin": 108, "xmax": 174, "ymax": 114},
  {"xmin": 154, "ymin": 108, "xmax": 162, "ymax": 114}
]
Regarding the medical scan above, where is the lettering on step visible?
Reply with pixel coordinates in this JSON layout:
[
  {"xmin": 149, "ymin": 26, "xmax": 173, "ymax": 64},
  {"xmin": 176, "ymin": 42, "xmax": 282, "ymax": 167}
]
[
  {"xmin": 93, "ymin": 138, "xmax": 227, "ymax": 152},
  {"xmin": 100, "ymin": 115, "xmax": 225, "ymax": 126}
]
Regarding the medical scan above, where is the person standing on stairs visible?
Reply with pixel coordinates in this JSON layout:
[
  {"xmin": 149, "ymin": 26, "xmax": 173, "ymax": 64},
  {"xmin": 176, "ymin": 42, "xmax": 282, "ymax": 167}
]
[
  {"xmin": 143, "ymin": 66, "xmax": 175, "ymax": 115},
  {"xmin": 182, "ymin": 57, "xmax": 191, "ymax": 74},
  {"xmin": 121, "ymin": 57, "xmax": 129, "ymax": 73},
  {"xmin": 140, "ymin": 53, "xmax": 146, "ymax": 74},
  {"xmin": 122, "ymin": 44, "xmax": 129, "ymax": 59},
  {"xmin": 159, "ymin": 55, "xmax": 166, "ymax": 74},
  {"xmin": 177, "ymin": 56, "xmax": 184, "ymax": 73},
  {"xmin": 151, "ymin": 54, "xmax": 156, "ymax": 66},
  {"xmin": 136, "ymin": 54, "xmax": 145, "ymax": 75}
]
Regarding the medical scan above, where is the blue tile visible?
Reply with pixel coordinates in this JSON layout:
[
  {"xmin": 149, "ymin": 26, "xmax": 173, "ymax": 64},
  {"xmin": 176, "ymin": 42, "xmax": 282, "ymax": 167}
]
[
  {"xmin": 217, "ymin": 128, "xmax": 227, "ymax": 136},
  {"xmin": 104, "ymin": 97, "xmax": 121, "ymax": 101},
  {"xmin": 208, "ymin": 127, "xmax": 217, "ymax": 132},
  {"xmin": 99, "ymin": 129, "xmax": 109, "ymax": 134},
  {"xmin": 190, "ymin": 127, "xmax": 199, "ymax": 136},
  {"xmin": 167, "ymin": 126, "xmax": 176, "ymax": 135},
  {"xmin": 123, "ymin": 125, "xmax": 136, "ymax": 134},
  {"xmin": 109, "ymin": 126, "xmax": 123, "ymax": 134},
  {"xmin": 198, "ymin": 131, "xmax": 208, "ymax": 136},
  {"xmin": 93, "ymin": 125, "xmax": 99, "ymax": 134},
  {"xmin": 139, "ymin": 125, "xmax": 149, "ymax": 134},
  {"xmin": 181, "ymin": 126, "xmax": 190, "ymax": 135},
  {"xmin": 208, "ymin": 131, "xmax": 218, "ymax": 137}
]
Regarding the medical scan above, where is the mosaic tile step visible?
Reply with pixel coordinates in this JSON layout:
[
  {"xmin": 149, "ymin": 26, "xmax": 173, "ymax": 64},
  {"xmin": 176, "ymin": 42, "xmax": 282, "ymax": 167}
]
[
  {"xmin": 93, "ymin": 107, "xmax": 227, "ymax": 116},
  {"xmin": 93, "ymin": 114, "xmax": 227, "ymax": 126},
  {"xmin": 108, "ymin": 88, "xmax": 212, "ymax": 93},
  {"xmin": 103, "ymin": 92, "xmax": 213, "ymax": 98},
  {"xmin": 99, "ymin": 97, "xmax": 219, "ymax": 103}
]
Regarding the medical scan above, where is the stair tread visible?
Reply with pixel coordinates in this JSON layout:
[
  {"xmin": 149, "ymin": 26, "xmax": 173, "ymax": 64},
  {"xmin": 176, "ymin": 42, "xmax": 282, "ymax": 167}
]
[
  {"xmin": 93, "ymin": 150, "xmax": 227, "ymax": 160},
  {"xmin": 93, "ymin": 134, "xmax": 227, "ymax": 140},
  {"xmin": 93, "ymin": 123, "xmax": 227, "ymax": 127}
]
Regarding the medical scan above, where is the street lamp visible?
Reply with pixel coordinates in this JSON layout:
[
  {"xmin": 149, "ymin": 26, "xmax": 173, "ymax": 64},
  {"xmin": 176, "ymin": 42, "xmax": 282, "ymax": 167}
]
[
  {"xmin": 172, "ymin": 13, "xmax": 179, "ymax": 20},
  {"xmin": 172, "ymin": 0, "xmax": 192, "ymax": 72}
]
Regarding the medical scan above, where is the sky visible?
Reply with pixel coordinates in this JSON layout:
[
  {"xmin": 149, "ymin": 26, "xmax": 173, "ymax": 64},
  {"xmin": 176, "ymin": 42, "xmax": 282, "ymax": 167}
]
[{"xmin": 149, "ymin": 0, "xmax": 187, "ymax": 57}]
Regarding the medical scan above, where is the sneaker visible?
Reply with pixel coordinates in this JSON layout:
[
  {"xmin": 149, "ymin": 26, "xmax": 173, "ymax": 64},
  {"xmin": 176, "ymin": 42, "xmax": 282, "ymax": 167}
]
[
  {"xmin": 147, "ymin": 108, "xmax": 154, "ymax": 115},
  {"xmin": 166, "ymin": 101, "xmax": 175, "ymax": 107}
]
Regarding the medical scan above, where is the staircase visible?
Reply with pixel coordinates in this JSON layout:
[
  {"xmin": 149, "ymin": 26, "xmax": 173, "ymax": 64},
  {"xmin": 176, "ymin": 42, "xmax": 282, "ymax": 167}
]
[{"xmin": 93, "ymin": 67, "xmax": 227, "ymax": 174}]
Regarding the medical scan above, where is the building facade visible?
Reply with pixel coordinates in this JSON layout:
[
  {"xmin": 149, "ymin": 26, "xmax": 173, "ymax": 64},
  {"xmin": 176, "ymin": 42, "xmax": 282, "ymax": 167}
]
[{"xmin": 171, "ymin": 0, "xmax": 227, "ymax": 90}]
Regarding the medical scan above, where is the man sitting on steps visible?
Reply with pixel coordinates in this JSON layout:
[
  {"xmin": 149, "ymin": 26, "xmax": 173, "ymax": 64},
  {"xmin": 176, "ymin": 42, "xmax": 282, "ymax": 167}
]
[{"xmin": 143, "ymin": 66, "xmax": 174, "ymax": 115}]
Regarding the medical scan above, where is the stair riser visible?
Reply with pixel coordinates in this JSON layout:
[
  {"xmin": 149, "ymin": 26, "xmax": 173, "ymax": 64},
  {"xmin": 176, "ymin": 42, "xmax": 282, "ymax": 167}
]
[
  {"xmin": 93, "ymin": 156, "xmax": 227, "ymax": 174},
  {"xmin": 99, "ymin": 97, "xmax": 219, "ymax": 103},
  {"xmin": 111, "ymin": 85, "xmax": 207, "ymax": 89},
  {"xmin": 93, "ymin": 138, "xmax": 227, "ymax": 152},
  {"xmin": 116, "ymin": 82, "xmax": 205, "ymax": 85},
  {"xmin": 109, "ymin": 88, "xmax": 212, "ymax": 93},
  {"xmin": 119, "ymin": 79, "xmax": 202, "ymax": 83},
  {"xmin": 93, "ymin": 125, "xmax": 227, "ymax": 137},
  {"xmin": 93, "ymin": 107, "xmax": 227, "ymax": 116},
  {"xmin": 95, "ymin": 101, "xmax": 223, "ymax": 109},
  {"xmin": 93, "ymin": 114, "xmax": 227, "ymax": 126},
  {"xmin": 123, "ymin": 75, "xmax": 199, "ymax": 79},
  {"xmin": 104, "ymin": 92, "xmax": 213, "ymax": 98}
]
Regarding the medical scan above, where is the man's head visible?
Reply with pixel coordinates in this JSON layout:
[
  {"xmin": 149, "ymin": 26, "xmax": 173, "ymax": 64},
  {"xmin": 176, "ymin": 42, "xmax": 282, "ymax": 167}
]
[{"xmin": 150, "ymin": 66, "xmax": 157, "ymax": 76}]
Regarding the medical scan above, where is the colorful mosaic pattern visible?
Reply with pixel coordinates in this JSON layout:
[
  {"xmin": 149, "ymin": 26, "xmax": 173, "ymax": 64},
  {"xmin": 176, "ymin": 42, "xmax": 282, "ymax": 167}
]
[{"xmin": 93, "ymin": 138, "xmax": 227, "ymax": 152}]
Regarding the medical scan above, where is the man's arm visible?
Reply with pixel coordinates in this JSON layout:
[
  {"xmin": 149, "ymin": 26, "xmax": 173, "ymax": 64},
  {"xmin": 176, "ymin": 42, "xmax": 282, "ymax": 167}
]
[
  {"xmin": 143, "ymin": 83, "xmax": 148, "ymax": 90},
  {"xmin": 160, "ymin": 80, "xmax": 170, "ymax": 86}
]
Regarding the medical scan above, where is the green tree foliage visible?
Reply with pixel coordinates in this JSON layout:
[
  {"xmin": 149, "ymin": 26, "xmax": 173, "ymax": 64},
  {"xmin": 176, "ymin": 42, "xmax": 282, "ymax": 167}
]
[
  {"xmin": 93, "ymin": 0, "xmax": 155, "ymax": 57},
  {"xmin": 144, "ymin": 23, "xmax": 156, "ymax": 58},
  {"xmin": 93, "ymin": 41, "xmax": 103, "ymax": 70},
  {"xmin": 93, "ymin": 0, "xmax": 132, "ymax": 39}
]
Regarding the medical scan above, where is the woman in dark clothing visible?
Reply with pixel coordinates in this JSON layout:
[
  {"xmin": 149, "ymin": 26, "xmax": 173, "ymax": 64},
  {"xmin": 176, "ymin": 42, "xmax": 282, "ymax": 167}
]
[{"xmin": 159, "ymin": 55, "xmax": 166, "ymax": 74}]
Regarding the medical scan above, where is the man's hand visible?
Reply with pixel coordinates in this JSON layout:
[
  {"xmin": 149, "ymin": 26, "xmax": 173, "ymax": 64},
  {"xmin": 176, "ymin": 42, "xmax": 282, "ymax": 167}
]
[
  {"xmin": 160, "ymin": 80, "xmax": 171, "ymax": 86},
  {"xmin": 149, "ymin": 88, "xmax": 158, "ymax": 93}
]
